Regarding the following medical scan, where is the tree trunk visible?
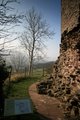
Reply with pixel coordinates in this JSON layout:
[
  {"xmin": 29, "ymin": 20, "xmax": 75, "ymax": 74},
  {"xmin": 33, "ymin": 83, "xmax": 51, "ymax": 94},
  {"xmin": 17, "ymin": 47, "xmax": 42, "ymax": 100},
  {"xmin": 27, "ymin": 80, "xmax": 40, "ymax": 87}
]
[
  {"xmin": 29, "ymin": 34, "xmax": 35, "ymax": 76},
  {"xmin": 29, "ymin": 59, "xmax": 33, "ymax": 76}
]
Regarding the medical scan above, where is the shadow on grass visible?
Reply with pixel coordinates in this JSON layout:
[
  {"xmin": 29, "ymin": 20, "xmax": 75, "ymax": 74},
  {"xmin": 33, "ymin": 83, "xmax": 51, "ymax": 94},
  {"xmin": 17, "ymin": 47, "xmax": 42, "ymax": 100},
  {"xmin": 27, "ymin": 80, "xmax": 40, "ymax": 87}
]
[
  {"xmin": 1, "ymin": 113, "xmax": 80, "ymax": 120},
  {"xmin": 0, "ymin": 112, "xmax": 52, "ymax": 120}
]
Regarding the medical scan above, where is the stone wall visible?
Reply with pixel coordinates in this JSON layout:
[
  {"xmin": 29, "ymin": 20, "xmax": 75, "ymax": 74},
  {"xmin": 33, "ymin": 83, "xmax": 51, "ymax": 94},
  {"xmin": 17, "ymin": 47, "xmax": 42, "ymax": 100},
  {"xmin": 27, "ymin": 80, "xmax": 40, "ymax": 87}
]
[
  {"xmin": 52, "ymin": 0, "xmax": 80, "ymax": 98},
  {"xmin": 61, "ymin": 0, "xmax": 80, "ymax": 33}
]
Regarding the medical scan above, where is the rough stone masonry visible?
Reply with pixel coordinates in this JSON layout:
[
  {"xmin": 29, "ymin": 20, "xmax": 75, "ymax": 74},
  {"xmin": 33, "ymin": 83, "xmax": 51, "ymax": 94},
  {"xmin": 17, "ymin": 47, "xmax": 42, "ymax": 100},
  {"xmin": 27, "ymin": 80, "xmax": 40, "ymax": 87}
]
[
  {"xmin": 53, "ymin": 0, "xmax": 80, "ymax": 116},
  {"xmin": 52, "ymin": 0, "xmax": 80, "ymax": 115}
]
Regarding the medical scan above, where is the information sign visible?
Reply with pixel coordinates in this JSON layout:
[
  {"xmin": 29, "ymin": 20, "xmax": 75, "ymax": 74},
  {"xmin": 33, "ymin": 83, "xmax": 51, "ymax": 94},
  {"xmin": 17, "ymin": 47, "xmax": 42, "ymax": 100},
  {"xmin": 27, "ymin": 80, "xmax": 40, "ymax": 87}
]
[{"xmin": 4, "ymin": 99, "xmax": 33, "ymax": 116}]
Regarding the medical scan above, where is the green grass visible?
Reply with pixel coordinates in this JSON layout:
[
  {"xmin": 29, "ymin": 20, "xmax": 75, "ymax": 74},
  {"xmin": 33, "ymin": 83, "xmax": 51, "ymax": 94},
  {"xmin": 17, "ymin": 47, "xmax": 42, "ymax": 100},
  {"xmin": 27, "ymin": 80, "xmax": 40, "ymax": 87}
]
[
  {"xmin": 4, "ymin": 68, "xmax": 44, "ymax": 98},
  {"xmin": 7, "ymin": 76, "xmax": 39, "ymax": 98},
  {"xmin": 32, "ymin": 68, "xmax": 43, "ymax": 77},
  {"xmin": 33, "ymin": 68, "xmax": 48, "ymax": 77},
  {"xmin": 4, "ymin": 67, "xmax": 48, "ymax": 99},
  {"xmin": 3, "ymin": 71, "xmax": 45, "ymax": 120}
]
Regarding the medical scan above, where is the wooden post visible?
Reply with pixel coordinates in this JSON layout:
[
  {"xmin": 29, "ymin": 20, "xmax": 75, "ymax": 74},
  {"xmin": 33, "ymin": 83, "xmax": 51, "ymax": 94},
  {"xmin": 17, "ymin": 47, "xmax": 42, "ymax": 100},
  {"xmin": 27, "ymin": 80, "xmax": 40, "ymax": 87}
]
[
  {"xmin": 25, "ymin": 67, "xmax": 26, "ymax": 78},
  {"xmin": 42, "ymin": 67, "xmax": 45, "ymax": 77}
]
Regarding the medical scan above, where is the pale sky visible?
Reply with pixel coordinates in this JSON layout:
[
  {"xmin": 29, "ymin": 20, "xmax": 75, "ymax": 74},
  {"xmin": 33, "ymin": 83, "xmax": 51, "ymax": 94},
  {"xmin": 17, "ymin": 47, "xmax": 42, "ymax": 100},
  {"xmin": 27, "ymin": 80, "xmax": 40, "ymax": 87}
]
[
  {"xmin": 0, "ymin": 0, "xmax": 61, "ymax": 61},
  {"xmin": 19, "ymin": 0, "xmax": 61, "ymax": 61}
]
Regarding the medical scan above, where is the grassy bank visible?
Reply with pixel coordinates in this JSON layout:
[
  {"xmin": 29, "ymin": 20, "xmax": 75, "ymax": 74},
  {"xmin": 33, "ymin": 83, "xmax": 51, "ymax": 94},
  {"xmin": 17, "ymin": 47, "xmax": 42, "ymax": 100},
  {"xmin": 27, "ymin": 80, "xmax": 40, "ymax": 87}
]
[
  {"xmin": 3, "ymin": 70, "xmax": 44, "ymax": 120},
  {"xmin": 6, "ymin": 76, "xmax": 39, "ymax": 98},
  {"xmin": 4, "ymin": 68, "xmax": 44, "ymax": 98}
]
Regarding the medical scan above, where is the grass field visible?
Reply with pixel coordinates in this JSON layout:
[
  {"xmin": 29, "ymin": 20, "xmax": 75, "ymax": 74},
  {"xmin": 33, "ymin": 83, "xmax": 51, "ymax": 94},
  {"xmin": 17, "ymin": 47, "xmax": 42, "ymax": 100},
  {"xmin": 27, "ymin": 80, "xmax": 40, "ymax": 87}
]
[
  {"xmin": 6, "ymin": 76, "xmax": 40, "ymax": 98},
  {"xmin": 4, "ymin": 68, "xmax": 44, "ymax": 98},
  {"xmin": 3, "ymin": 69, "xmax": 45, "ymax": 120}
]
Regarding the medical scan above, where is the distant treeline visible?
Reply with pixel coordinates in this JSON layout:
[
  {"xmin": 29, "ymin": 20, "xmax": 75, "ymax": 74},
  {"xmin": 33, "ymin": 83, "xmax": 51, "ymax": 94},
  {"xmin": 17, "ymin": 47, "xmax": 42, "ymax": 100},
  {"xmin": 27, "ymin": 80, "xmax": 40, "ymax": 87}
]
[{"xmin": 33, "ymin": 61, "xmax": 55, "ymax": 69}]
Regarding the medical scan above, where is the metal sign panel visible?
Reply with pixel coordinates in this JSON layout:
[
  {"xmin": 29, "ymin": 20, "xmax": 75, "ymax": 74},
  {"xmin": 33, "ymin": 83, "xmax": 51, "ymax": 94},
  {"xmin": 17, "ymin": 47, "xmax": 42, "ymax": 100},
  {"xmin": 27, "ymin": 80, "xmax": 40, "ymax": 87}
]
[{"xmin": 4, "ymin": 99, "xmax": 33, "ymax": 116}]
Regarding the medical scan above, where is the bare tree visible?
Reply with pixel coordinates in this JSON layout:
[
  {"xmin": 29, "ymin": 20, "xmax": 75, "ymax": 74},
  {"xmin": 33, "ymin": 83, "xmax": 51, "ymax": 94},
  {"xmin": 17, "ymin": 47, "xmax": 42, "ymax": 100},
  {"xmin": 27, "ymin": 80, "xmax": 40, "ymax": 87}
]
[
  {"xmin": 9, "ymin": 51, "xmax": 27, "ymax": 73},
  {"xmin": 20, "ymin": 8, "xmax": 54, "ymax": 76},
  {"xmin": 0, "ymin": 0, "xmax": 23, "ymax": 56}
]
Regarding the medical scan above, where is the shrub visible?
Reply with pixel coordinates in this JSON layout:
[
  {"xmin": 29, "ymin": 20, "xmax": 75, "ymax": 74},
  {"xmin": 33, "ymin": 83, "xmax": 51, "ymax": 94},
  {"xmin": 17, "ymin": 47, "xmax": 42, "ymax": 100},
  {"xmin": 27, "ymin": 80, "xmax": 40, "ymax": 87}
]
[{"xmin": 0, "ymin": 57, "xmax": 9, "ymax": 115}]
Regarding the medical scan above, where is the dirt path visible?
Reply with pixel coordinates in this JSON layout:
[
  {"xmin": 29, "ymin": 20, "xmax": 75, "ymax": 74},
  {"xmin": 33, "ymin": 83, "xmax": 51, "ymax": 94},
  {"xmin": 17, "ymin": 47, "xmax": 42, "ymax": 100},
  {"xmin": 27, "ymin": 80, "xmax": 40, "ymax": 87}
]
[{"xmin": 29, "ymin": 83, "xmax": 64, "ymax": 120}]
